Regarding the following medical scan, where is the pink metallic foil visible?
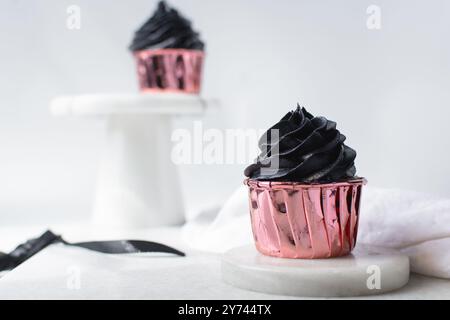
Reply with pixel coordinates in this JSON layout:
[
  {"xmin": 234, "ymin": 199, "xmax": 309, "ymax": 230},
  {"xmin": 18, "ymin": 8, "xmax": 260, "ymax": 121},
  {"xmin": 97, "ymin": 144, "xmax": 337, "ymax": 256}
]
[
  {"xmin": 245, "ymin": 178, "xmax": 367, "ymax": 259},
  {"xmin": 133, "ymin": 49, "xmax": 204, "ymax": 94}
]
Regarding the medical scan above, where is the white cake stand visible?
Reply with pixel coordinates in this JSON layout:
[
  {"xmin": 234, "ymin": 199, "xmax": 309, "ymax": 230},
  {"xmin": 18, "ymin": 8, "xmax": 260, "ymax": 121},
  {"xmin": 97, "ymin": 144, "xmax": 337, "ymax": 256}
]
[
  {"xmin": 51, "ymin": 93, "xmax": 214, "ymax": 229},
  {"xmin": 222, "ymin": 244, "xmax": 410, "ymax": 297}
]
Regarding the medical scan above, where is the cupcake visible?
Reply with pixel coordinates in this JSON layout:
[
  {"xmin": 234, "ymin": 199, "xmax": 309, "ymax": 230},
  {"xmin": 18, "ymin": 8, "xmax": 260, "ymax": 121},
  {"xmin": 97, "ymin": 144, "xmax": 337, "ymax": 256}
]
[
  {"xmin": 129, "ymin": 1, "xmax": 205, "ymax": 93},
  {"xmin": 244, "ymin": 106, "xmax": 366, "ymax": 259}
]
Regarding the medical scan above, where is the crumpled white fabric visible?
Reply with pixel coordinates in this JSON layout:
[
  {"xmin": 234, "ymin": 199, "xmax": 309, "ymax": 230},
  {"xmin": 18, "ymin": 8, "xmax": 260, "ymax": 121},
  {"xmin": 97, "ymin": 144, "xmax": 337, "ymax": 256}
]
[{"xmin": 182, "ymin": 185, "xmax": 450, "ymax": 279}]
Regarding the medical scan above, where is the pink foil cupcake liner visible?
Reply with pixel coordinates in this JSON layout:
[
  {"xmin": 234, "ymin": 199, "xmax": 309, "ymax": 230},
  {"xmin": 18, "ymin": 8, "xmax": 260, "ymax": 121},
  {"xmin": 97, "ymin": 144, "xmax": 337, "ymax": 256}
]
[
  {"xmin": 133, "ymin": 49, "xmax": 204, "ymax": 94},
  {"xmin": 245, "ymin": 178, "xmax": 367, "ymax": 259}
]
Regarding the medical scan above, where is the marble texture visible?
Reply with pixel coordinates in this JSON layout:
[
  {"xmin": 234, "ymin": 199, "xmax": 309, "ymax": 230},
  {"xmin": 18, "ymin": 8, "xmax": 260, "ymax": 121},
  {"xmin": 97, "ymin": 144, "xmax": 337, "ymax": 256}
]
[{"xmin": 222, "ymin": 244, "xmax": 410, "ymax": 297}]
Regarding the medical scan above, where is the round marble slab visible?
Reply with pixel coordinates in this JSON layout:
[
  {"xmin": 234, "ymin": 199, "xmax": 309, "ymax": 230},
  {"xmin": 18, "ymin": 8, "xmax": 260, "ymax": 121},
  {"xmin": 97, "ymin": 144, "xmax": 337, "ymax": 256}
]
[{"xmin": 222, "ymin": 244, "xmax": 410, "ymax": 297}]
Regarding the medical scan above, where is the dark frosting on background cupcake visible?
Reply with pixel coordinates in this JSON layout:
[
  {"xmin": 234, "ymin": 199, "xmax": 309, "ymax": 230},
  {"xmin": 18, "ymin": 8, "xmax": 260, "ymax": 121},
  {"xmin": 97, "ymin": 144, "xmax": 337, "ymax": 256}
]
[
  {"xmin": 244, "ymin": 106, "xmax": 357, "ymax": 182},
  {"xmin": 129, "ymin": 1, "xmax": 205, "ymax": 51}
]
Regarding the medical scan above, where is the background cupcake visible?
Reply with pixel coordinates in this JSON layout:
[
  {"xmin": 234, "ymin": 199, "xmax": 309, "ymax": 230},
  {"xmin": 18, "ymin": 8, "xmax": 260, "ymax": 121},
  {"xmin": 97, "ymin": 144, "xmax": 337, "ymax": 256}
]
[
  {"xmin": 244, "ymin": 106, "xmax": 366, "ymax": 259},
  {"xmin": 129, "ymin": 1, "xmax": 205, "ymax": 94}
]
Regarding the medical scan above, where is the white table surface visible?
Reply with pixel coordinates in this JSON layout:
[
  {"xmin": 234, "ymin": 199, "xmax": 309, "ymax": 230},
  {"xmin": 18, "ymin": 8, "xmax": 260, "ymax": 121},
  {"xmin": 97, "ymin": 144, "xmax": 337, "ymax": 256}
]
[{"xmin": 0, "ymin": 223, "xmax": 449, "ymax": 300}]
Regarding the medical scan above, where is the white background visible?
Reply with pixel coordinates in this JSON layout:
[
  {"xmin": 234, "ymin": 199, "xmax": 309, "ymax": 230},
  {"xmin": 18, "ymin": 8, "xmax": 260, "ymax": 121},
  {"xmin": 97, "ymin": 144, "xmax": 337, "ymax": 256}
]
[{"xmin": 1, "ymin": 0, "xmax": 450, "ymax": 225}]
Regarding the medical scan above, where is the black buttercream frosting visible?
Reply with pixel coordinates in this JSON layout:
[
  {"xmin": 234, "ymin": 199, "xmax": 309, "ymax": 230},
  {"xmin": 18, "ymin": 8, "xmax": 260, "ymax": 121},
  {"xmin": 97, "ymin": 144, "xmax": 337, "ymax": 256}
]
[
  {"xmin": 244, "ymin": 105, "xmax": 357, "ymax": 182},
  {"xmin": 129, "ymin": 1, "xmax": 205, "ymax": 51}
]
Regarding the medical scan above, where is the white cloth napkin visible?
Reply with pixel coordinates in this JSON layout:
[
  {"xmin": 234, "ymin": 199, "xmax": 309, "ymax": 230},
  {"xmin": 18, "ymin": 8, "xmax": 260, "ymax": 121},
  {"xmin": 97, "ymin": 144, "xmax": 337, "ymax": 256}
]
[{"xmin": 182, "ymin": 185, "xmax": 450, "ymax": 279}]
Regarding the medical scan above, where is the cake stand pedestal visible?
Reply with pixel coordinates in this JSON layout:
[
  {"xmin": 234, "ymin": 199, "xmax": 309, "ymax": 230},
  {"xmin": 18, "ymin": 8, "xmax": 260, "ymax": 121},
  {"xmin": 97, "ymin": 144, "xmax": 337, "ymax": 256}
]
[
  {"xmin": 222, "ymin": 244, "xmax": 410, "ymax": 297},
  {"xmin": 50, "ymin": 93, "xmax": 211, "ymax": 229}
]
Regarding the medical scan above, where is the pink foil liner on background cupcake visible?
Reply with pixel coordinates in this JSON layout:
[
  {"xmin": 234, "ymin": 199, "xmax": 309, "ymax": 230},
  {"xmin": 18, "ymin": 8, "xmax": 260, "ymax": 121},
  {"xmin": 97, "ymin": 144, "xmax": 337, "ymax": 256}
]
[
  {"xmin": 245, "ymin": 178, "xmax": 367, "ymax": 259},
  {"xmin": 134, "ymin": 49, "xmax": 204, "ymax": 94}
]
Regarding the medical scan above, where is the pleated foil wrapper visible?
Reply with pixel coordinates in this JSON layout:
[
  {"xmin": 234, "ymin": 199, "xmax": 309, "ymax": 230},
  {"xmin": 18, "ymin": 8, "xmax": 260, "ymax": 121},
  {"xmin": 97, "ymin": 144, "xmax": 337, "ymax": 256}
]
[
  {"xmin": 245, "ymin": 178, "xmax": 367, "ymax": 259},
  {"xmin": 133, "ymin": 49, "xmax": 204, "ymax": 94}
]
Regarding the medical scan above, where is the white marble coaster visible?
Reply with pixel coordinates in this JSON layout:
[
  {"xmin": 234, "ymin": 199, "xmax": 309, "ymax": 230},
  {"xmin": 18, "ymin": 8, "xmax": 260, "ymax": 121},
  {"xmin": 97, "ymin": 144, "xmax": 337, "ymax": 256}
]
[{"xmin": 222, "ymin": 244, "xmax": 410, "ymax": 297}]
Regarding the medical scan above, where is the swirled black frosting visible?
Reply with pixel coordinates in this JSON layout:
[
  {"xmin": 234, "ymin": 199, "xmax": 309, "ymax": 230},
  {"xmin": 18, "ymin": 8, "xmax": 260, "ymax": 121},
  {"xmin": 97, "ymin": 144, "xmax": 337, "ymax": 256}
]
[
  {"xmin": 129, "ymin": 1, "xmax": 205, "ymax": 51},
  {"xmin": 244, "ymin": 106, "xmax": 357, "ymax": 182}
]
